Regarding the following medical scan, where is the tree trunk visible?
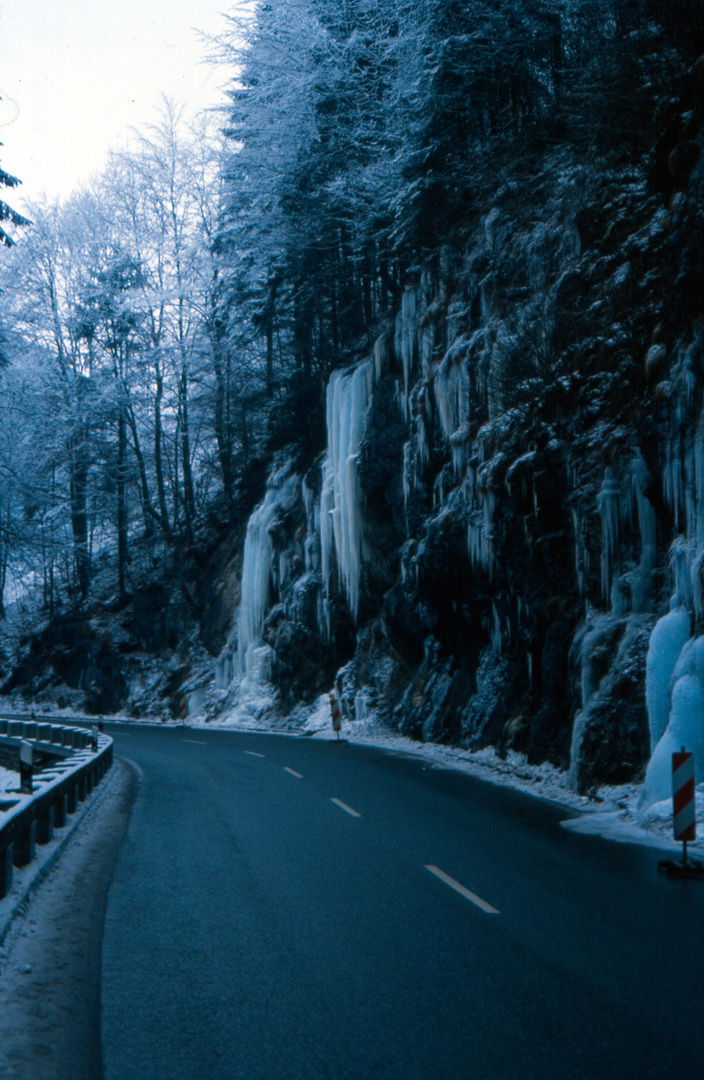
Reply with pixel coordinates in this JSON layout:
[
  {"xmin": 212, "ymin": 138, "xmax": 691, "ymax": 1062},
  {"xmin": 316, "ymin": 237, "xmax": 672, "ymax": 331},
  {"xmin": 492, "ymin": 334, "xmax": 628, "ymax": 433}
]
[
  {"xmin": 68, "ymin": 429, "xmax": 90, "ymax": 598},
  {"xmin": 125, "ymin": 398, "xmax": 155, "ymax": 540},
  {"xmin": 154, "ymin": 363, "xmax": 172, "ymax": 538},
  {"xmin": 179, "ymin": 365, "xmax": 195, "ymax": 537},
  {"xmin": 117, "ymin": 405, "xmax": 128, "ymax": 602}
]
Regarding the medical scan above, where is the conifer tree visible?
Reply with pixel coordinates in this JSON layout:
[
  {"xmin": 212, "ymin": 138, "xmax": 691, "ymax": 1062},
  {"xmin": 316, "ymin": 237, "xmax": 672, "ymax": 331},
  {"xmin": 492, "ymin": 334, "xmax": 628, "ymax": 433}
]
[{"xmin": 0, "ymin": 129, "xmax": 30, "ymax": 247}]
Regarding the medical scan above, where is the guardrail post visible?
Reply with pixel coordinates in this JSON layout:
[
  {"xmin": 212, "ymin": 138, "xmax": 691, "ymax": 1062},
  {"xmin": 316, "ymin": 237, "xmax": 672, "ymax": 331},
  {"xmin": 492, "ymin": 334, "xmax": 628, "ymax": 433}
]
[
  {"xmin": 20, "ymin": 741, "xmax": 34, "ymax": 794},
  {"xmin": 14, "ymin": 820, "xmax": 36, "ymax": 868},
  {"xmin": 54, "ymin": 792, "xmax": 66, "ymax": 829},
  {"xmin": 36, "ymin": 804, "xmax": 54, "ymax": 845},
  {"xmin": 66, "ymin": 783, "xmax": 77, "ymax": 815},
  {"xmin": 0, "ymin": 842, "xmax": 13, "ymax": 899},
  {"xmin": 76, "ymin": 774, "xmax": 86, "ymax": 803}
]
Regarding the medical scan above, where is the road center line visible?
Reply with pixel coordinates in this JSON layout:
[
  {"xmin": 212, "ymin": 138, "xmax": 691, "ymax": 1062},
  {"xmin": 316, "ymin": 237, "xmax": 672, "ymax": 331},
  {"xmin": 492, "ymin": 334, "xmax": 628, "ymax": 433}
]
[
  {"xmin": 243, "ymin": 751, "xmax": 265, "ymax": 758},
  {"xmin": 284, "ymin": 767, "xmax": 303, "ymax": 778},
  {"xmin": 181, "ymin": 739, "xmax": 207, "ymax": 745},
  {"xmin": 424, "ymin": 865, "xmax": 499, "ymax": 914},
  {"xmin": 330, "ymin": 797, "xmax": 361, "ymax": 818}
]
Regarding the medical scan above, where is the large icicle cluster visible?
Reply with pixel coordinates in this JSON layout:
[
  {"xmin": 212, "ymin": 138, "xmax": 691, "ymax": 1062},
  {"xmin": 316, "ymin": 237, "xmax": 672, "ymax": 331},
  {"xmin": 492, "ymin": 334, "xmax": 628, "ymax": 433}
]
[
  {"xmin": 594, "ymin": 453, "xmax": 657, "ymax": 611},
  {"xmin": 320, "ymin": 360, "xmax": 374, "ymax": 623}
]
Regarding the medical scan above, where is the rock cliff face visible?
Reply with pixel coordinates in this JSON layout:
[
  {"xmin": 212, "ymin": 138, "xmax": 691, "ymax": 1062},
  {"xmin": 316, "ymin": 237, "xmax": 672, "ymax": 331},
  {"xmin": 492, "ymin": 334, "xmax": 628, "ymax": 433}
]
[{"xmin": 214, "ymin": 56, "xmax": 704, "ymax": 794}]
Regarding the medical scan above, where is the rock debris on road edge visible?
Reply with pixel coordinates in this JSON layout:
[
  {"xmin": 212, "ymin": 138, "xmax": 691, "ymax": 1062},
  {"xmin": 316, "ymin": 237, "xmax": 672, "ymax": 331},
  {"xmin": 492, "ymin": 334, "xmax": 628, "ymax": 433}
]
[{"xmin": 0, "ymin": 758, "xmax": 137, "ymax": 1080}]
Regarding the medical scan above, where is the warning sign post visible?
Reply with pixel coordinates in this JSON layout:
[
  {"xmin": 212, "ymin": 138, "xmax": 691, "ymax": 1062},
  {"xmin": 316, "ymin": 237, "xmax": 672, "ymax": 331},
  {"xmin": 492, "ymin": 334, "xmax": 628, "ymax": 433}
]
[{"xmin": 658, "ymin": 748, "xmax": 704, "ymax": 879}]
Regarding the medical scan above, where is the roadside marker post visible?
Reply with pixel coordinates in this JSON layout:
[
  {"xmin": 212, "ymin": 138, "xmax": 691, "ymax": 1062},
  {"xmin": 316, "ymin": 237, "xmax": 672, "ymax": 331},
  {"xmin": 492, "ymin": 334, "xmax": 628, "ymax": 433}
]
[
  {"xmin": 19, "ymin": 740, "xmax": 34, "ymax": 794},
  {"xmin": 673, "ymin": 750, "xmax": 695, "ymax": 856},
  {"xmin": 329, "ymin": 691, "xmax": 341, "ymax": 740},
  {"xmin": 658, "ymin": 748, "xmax": 704, "ymax": 879}
]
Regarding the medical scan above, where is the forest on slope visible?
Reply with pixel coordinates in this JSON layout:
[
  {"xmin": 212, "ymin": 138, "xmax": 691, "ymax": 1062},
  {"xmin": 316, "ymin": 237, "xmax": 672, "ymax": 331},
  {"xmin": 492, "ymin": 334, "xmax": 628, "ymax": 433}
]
[{"xmin": 0, "ymin": 0, "xmax": 703, "ymax": 796}]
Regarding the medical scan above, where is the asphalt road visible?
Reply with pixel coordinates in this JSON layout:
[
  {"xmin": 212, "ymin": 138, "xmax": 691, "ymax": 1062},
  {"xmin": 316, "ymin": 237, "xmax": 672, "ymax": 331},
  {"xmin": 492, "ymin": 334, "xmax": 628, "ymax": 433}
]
[{"xmin": 100, "ymin": 724, "xmax": 703, "ymax": 1080}]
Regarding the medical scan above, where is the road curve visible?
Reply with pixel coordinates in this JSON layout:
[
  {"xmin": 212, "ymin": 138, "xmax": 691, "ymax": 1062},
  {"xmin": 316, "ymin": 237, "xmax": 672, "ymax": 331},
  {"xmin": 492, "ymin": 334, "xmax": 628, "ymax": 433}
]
[{"xmin": 99, "ymin": 724, "xmax": 703, "ymax": 1080}]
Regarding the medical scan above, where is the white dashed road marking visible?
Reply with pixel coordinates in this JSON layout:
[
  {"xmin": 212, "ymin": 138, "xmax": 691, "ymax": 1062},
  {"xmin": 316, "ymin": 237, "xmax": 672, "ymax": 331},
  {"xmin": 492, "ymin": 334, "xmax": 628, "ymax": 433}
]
[
  {"xmin": 330, "ymin": 798, "xmax": 361, "ymax": 818},
  {"xmin": 424, "ymin": 865, "xmax": 499, "ymax": 914},
  {"xmin": 284, "ymin": 767, "xmax": 303, "ymax": 778}
]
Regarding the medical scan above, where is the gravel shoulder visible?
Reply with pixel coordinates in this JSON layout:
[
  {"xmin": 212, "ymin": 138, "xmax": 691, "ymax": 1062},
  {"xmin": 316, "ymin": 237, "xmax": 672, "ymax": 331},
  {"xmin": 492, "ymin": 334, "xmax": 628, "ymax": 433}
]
[{"xmin": 0, "ymin": 758, "xmax": 137, "ymax": 1080}]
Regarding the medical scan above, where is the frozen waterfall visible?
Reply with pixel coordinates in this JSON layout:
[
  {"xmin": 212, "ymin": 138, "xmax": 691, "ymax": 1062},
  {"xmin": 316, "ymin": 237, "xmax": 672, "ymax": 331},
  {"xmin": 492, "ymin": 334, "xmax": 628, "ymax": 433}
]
[
  {"xmin": 320, "ymin": 360, "xmax": 373, "ymax": 623},
  {"xmin": 236, "ymin": 472, "xmax": 298, "ymax": 673}
]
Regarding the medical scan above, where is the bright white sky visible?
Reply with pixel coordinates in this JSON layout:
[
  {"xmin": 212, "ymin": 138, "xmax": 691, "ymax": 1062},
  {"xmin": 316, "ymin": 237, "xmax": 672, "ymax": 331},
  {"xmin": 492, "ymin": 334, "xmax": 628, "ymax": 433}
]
[{"xmin": 0, "ymin": 0, "xmax": 236, "ymax": 211}]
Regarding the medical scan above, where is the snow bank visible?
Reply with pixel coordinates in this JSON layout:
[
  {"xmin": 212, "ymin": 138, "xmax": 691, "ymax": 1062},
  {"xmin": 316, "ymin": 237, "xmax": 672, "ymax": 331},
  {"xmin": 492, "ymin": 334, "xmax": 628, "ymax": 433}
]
[{"xmin": 0, "ymin": 766, "xmax": 16, "ymax": 793}]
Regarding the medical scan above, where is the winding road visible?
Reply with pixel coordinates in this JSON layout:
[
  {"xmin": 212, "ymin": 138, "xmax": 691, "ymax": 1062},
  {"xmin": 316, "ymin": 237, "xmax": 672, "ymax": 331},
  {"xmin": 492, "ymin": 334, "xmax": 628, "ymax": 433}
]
[{"xmin": 98, "ymin": 724, "xmax": 702, "ymax": 1079}]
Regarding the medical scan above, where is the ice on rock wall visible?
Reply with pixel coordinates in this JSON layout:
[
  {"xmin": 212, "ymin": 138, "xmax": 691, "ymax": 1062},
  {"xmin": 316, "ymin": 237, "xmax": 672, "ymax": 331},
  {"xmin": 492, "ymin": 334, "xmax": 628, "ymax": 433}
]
[
  {"xmin": 320, "ymin": 360, "xmax": 373, "ymax": 623},
  {"xmin": 645, "ymin": 608, "xmax": 691, "ymax": 748},
  {"xmin": 593, "ymin": 456, "xmax": 656, "ymax": 610},
  {"xmin": 641, "ymin": 611, "xmax": 704, "ymax": 808},
  {"xmin": 638, "ymin": 409, "xmax": 704, "ymax": 804},
  {"xmin": 236, "ymin": 471, "xmax": 298, "ymax": 673},
  {"xmin": 597, "ymin": 467, "xmax": 626, "ymax": 602}
]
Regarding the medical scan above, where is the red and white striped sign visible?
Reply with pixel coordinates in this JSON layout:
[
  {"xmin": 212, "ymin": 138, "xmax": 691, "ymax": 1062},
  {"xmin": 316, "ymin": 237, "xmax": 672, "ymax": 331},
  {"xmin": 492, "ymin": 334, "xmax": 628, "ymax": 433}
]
[{"xmin": 672, "ymin": 751, "xmax": 696, "ymax": 843}]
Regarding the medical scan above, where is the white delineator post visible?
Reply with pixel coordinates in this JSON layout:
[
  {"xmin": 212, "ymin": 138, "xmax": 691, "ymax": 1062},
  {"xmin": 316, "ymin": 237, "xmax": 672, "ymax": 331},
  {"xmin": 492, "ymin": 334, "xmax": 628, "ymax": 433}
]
[
  {"xmin": 19, "ymin": 739, "xmax": 34, "ymax": 794},
  {"xmin": 672, "ymin": 749, "xmax": 696, "ymax": 866},
  {"xmin": 329, "ymin": 691, "xmax": 341, "ymax": 740}
]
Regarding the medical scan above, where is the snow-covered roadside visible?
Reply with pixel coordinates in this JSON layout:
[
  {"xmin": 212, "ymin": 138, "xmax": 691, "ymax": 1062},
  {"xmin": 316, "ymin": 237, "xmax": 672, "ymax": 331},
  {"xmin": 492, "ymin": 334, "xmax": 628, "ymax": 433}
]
[
  {"xmin": 0, "ymin": 766, "xmax": 17, "ymax": 794},
  {"xmin": 191, "ymin": 691, "xmax": 704, "ymax": 855}
]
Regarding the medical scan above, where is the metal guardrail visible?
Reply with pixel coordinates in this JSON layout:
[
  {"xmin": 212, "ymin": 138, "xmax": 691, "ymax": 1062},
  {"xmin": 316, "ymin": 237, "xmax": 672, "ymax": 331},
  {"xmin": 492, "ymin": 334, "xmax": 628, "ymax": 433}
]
[{"xmin": 0, "ymin": 716, "xmax": 114, "ymax": 900}]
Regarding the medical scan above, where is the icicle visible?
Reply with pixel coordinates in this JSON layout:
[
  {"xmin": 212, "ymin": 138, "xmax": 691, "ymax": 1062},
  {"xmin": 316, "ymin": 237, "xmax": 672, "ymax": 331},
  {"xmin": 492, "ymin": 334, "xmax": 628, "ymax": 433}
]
[
  {"xmin": 631, "ymin": 453, "xmax": 657, "ymax": 613},
  {"xmin": 417, "ymin": 412, "xmax": 429, "ymax": 470},
  {"xmin": 301, "ymin": 476, "xmax": 314, "ymax": 528},
  {"xmin": 215, "ymin": 652, "xmax": 235, "ymax": 690},
  {"xmin": 434, "ymin": 339, "xmax": 470, "ymax": 476},
  {"xmin": 394, "ymin": 288, "xmax": 417, "ymax": 416},
  {"xmin": 597, "ymin": 467, "xmax": 625, "ymax": 603},
  {"xmin": 420, "ymin": 322, "xmax": 434, "ymax": 375},
  {"xmin": 467, "ymin": 500, "xmax": 495, "ymax": 577},
  {"xmin": 671, "ymin": 538, "xmax": 694, "ymax": 610},
  {"xmin": 490, "ymin": 602, "xmax": 502, "ymax": 652},
  {"xmin": 373, "ymin": 333, "xmax": 387, "ymax": 381},
  {"xmin": 402, "ymin": 441, "xmax": 412, "ymax": 511}
]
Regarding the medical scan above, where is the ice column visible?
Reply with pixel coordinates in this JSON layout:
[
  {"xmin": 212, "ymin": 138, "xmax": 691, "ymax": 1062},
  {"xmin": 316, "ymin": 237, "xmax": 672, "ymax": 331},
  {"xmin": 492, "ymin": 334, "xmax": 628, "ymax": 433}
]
[
  {"xmin": 320, "ymin": 360, "xmax": 373, "ymax": 622},
  {"xmin": 644, "ymin": 608, "xmax": 691, "ymax": 749},
  {"xmin": 236, "ymin": 473, "xmax": 298, "ymax": 673}
]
